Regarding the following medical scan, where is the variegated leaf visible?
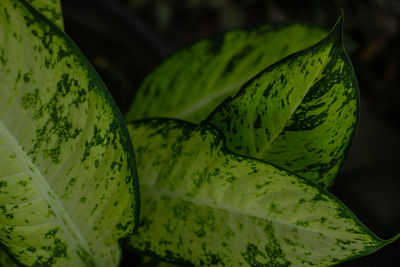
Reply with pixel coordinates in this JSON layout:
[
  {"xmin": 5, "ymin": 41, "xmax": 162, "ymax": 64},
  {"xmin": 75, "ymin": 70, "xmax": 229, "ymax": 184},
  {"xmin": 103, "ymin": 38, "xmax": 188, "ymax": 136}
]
[
  {"xmin": 26, "ymin": 0, "xmax": 64, "ymax": 29},
  {"xmin": 208, "ymin": 16, "xmax": 358, "ymax": 189},
  {"xmin": 126, "ymin": 24, "xmax": 326, "ymax": 123},
  {"xmin": 0, "ymin": 0, "xmax": 65, "ymax": 265},
  {"xmin": 126, "ymin": 118, "xmax": 396, "ymax": 267},
  {"xmin": 0, "ymin": 0, "xmax": 138, "ymax": 266}
]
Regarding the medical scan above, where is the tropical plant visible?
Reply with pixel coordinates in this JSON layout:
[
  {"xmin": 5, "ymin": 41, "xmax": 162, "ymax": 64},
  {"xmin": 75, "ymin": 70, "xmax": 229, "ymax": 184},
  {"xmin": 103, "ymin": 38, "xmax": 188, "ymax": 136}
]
[
  {"xmin": 0, "ymin": 0, "xmax": 398, "ymax": 266},
  {"xmin": 0, "ymin": 0, "xmax": 138, "ymax": 266}
]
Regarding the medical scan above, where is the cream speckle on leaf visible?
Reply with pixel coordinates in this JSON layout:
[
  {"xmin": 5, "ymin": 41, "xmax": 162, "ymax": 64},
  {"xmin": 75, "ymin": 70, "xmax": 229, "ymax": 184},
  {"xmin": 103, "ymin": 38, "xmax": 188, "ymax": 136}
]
[
  {"xmin": 0, "ymin": 0, "xmax": 138, "ymax": 266},
  {"xmin": 126, "ymin": 118, "xmax": 394, "ymax": 267},
  {"xmin": 207, "ymin": 16, "xmax": 359, "ymax": 189}
]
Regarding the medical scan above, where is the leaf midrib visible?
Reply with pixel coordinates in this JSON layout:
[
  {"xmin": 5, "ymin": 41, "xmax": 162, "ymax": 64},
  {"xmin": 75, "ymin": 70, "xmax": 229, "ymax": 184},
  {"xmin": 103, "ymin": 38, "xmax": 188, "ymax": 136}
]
[
  {"xmin": 254, "ymin": 51, "xmax": 332, "ymax": 158},
  {"xmin": 0, "ymin": 120, "xmax": 97, "ymax": 265},
  {"xmin": 139, "ymin": 181, "xmax": 370, "ymax": 240}
]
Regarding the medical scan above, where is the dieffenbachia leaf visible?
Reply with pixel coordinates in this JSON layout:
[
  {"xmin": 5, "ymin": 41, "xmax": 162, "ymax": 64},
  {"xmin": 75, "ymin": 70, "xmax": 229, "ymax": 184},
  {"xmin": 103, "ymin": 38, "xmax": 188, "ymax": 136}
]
[
  {"xmin": 0, "ymin": 0, "xmax": 65, "ymax": 265},
  {"xmin": 126, "ymin": 118, "xmax": 397, "ymax": 266},
  {"xmin": 0, "ymin": 0, "xmax": 66, "ymax": 265},
  {"xmin": 26, "ymin": 0, "xmax": 64, "ymax": 29},
  {"xmin": 208, "ymin": 16, "xmax": 358, "ymax": 189},
  {"xmin": 125, "ymin": 23, "xmax": 327, "ymax": 123},
  {"xmin": 0, "ymin": 0, "xmax": 138, "ymax": 266},
  {"xmin": 0, "ymin": 1, "xmax": 65, "ymax": 266}
]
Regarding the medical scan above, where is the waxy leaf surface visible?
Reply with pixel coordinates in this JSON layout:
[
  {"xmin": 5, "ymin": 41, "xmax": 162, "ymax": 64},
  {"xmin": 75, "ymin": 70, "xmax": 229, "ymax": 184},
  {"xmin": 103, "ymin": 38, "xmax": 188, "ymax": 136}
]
[
  {"xmin": 208, "ymin": 17, "xmax": 359, "ymax": 188},
  {"xmin": 126, "ymin": 118, "xmax": 391, "ymax": 267},
  {"xmin": 126, "ymin": 24, "xmax": 326, "ymax": 123},
  {"xmin": 0, "ymin": 0, "xmax": 138, "ymax": 266}
]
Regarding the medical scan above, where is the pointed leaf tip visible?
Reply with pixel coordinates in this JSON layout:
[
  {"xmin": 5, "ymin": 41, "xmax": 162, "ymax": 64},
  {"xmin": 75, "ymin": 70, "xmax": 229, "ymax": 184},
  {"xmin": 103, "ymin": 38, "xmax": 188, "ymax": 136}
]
[
  {"xmin": 384, "ymin": 232, "xmax": 400, "ymax": 246},
  {"xmin": 328, "ymin": 12, "xmax": 344, "ymax": 44},
  {"xmin": 127, "ymin": 119, "xmax": 392, "ymax": 266}
]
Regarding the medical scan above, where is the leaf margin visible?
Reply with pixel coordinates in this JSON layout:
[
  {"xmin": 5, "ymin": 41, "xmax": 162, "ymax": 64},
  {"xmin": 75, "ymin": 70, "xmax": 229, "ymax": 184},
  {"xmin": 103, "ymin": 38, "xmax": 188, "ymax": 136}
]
[
  {"xmin": 125, "ymin": 22, "xmax": 329, "ymax": 123},
  {"xmin": 125, "ymin": 117, "xmax": 398, "ymax": 267},
  {"xmin": 0, "ymin": 0, "xmax": 140, "ymax": 265},
  {"xmin": 206, "ymin": 14, "xmax": 360, "ymax": 189}
]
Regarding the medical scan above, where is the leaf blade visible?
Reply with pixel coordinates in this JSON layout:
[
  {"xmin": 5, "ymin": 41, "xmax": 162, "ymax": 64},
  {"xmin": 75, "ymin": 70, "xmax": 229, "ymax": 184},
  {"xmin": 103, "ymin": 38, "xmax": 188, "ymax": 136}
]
[
  {"xmin": 26, "ymin": 0, "xmax": 64, "ymax": 29},
  {"xmin": 207, "ymin": 16, "xmax": 359, "ymax": 188},
  {"xmin": 0, "ymin": 0, "xmax": 138, "ymax": 266},
  {"xmin": 126, "ymin": 23, "xmax": 327, "ymax": 123},
  {"xmin": 126, "ymin": 118, "xmax": 390, "ymax": 267}
]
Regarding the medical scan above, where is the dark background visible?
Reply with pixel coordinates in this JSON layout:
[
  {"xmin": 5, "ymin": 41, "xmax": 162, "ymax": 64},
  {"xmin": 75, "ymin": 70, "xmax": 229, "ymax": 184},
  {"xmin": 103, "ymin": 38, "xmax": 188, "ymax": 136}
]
[{"xmin": 60, "ymin": 0, "xmax": 400, "ymax": 266}]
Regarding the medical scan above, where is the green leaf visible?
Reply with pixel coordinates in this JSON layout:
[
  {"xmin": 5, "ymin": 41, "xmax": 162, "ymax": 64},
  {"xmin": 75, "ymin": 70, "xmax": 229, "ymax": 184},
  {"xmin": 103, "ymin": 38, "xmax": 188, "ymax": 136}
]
[
  {"xmin": 126, "ymin": 23, "xmax": 327, "ymax": 123},
  {"xmin": 0, "ymin": 0, "xmax": 66, "ymax": 265},
  {"xmin": 0, "ymin": 0, "xmax": 138, "ymax": 266},
  {"xmin": 208, "ymin": 16, "xmax": 359, "ymax": 189},
  {"xmin": 126, "ymin": 118, "xmax": 396, "ymax": 267},
  {"xmin": 0, "ymin": 1, "xmax": 66, "ymax": 265},
  {"xmin": 26, "ymin": 0, "xmax": 64, "ymax": 29},
  {"xmin": 0, "ymin": 244, "xmax": 17, "ymax": 267}
]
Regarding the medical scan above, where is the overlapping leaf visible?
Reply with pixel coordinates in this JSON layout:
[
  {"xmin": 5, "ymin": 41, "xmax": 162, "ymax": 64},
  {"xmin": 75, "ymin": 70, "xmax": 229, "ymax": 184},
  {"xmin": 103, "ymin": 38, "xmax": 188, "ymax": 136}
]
[
  {"xmin": 126, "ymin": 118, "xmax": 396, "ymax": 266},
  {"xmin": 208, "ymin": 17, "xmax": 358, "ymax": 188},
  {"xmin": 126, "ymin": 23, "xmax": 326, "ymax": 123},
  {"xmin": 0, "ymin": 0, "xmax": 138, "ymax": 266}
]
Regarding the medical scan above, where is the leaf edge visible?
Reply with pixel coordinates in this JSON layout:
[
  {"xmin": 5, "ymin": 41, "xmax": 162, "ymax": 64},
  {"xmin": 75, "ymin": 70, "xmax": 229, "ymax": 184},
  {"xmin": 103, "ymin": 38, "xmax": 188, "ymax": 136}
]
[{"xmin": 125, "ymin": 117, "xmax": 398, "ymax": 266}]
